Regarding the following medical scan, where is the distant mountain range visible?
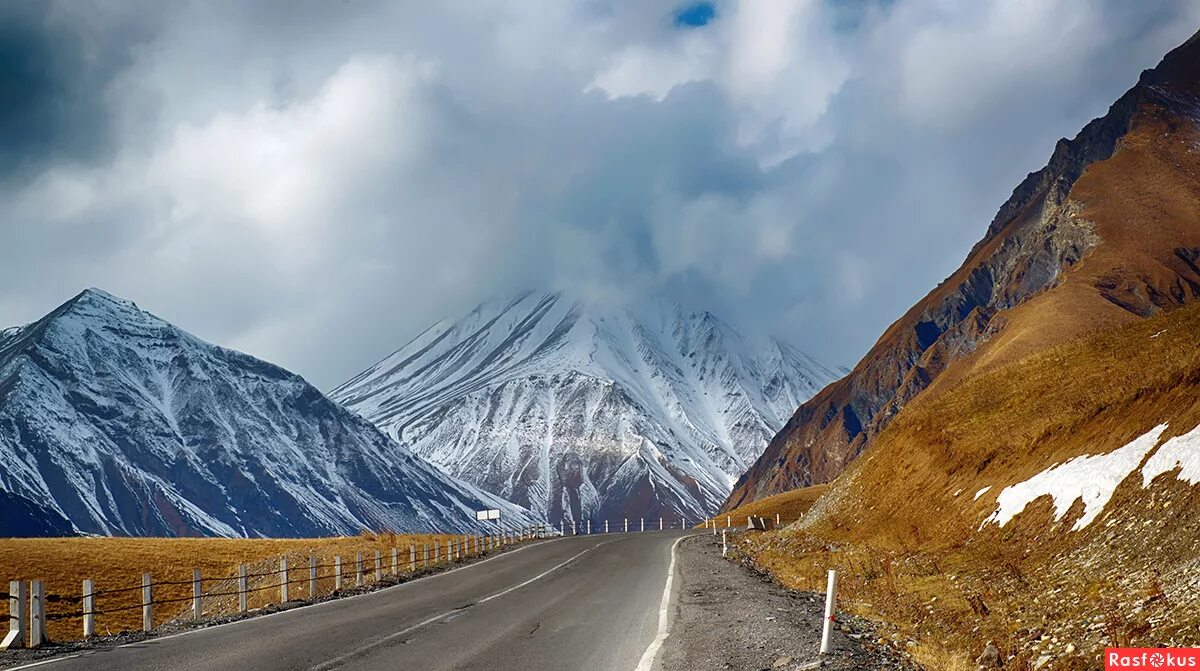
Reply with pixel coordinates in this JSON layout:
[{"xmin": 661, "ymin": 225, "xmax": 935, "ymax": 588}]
[
  {"xmin": 0, "ymin": 289, "xmax": 534, "ymax": 537},
  {"xmin": 331, "ymin": 291, "xmax": 839, "ymax": 523}
]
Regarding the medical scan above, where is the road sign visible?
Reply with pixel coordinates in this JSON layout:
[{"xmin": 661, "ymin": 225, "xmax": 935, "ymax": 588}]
[{"xmin": 475, "ymin": 509, "xmax": 501, "ymax": 521}]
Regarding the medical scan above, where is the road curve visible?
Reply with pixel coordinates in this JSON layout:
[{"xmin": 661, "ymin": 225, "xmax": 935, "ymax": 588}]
[{"xmin": 11, "ymin": 530, "xmax": 695, "ymax": 671}]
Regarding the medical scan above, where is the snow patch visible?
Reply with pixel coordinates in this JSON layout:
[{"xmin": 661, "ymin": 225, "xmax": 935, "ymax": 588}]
[
  {"xmin": 985, "ymin": 424, "xmax": 1169, "ymax": 531},
  {"xmin": 973, "ymin": 486, "xmax": 991, "ymax": 501},
  {"xmin": 1141, "ymin": 423, "xmax": 1200, "ymax": 486}
]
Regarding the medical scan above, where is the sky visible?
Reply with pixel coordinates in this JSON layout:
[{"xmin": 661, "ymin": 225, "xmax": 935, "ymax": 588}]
[{"xmin": 1, "ymin": 0, "xmax": 1198, "ymax": 390}]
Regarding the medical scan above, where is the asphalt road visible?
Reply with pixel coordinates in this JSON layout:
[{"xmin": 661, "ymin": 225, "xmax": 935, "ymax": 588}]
[{"xmin": 12, "ymin": 530, "xmax": 694, "ymax": 671}]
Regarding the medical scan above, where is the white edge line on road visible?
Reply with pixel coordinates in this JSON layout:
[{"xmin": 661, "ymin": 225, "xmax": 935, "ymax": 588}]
[
  {"xmin": 0, "ymin": 536, "xmax": 568, "ymax": 671},
  {"xmin": 307, "ymin": 539, "xmax": 617, "ymax": 671},
  {"xmin": 633, "ymin": 534, "xmax": 686, "ymax": 671}
]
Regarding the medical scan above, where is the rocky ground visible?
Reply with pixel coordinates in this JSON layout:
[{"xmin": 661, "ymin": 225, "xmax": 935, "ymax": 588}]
[{"xmin": 661, "ymin": 533, "xmax": 920, "ymax": 671}]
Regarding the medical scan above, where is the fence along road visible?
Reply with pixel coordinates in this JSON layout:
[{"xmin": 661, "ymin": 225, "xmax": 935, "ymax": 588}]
[{"xmin": 7, "ymin": 530, "xmax": 695, "ymax": 671}]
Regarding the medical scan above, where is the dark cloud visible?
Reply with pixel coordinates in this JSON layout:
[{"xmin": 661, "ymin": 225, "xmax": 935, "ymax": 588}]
[{"xmin": 0, "ymin": 0, "xmax": 1197, "ymax": 389}]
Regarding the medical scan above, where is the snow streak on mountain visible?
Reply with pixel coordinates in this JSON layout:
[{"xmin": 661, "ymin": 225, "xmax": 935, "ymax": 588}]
[
  {"xmin": 0, "ymin": 289, "xmax": 535, "ymax": 537},
  {"xmin": 331, "ymin": 292, "xmax": 839, "ymax": 523}
]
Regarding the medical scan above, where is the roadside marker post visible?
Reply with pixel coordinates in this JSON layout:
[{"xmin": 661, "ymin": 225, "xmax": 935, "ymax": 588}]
[
  {"xmin": 356, "ymin": 551, "xmax": 364, "ymax": 584},
  {"xmin": 375, "ymin": 550, "xmax": 382, "ymax": 581},
  {"xmin": 335, "ymin": 556, "xmax": 343, "ymax": 590},
  {"xmin": 776, "ymin": 513, "xmax": 781, "ymax": 527},
  {"xmin": 659, "ymin": 517, "xmax": 663, "ymax": 531},
  {"xmin": 280, "ymin": 557, "xmax": 289, "ymax": 603},
  {"xmin": 722, "ymin": 530, "xmax": 727, "ymax": 557},
  {"xmin": 624, "ymin": 518, "xmax": 628, "ymax": 533},
  {"xmin": 29, "ymin": 580, "xmax": 46, "ymax": 648},
  {"xmin": 142, "ymin": 573, "xmax": 153, "ymax": 632},
  {"xmin": 640, "ymin": 518, "xmax": 645, "ymax": 532},
  {"xmin": 3, "ymin": 580, "xmax": 26, "ymax": 650},
  {"xmin": 309, "ymin": 555, "xmax": 318, "ymax": 597},
  {"xmin": 820, "ymin": 570, "xmax": 838, "ymax": 655},
  {"xmin": 587, "ymin": 520, "xmax": 591, "ymax": 535},
  {"xmin": 423, "ymin": 544, "xmax": 429, "ymax": 568},
  {"xmin": 192, "ymin": 569, "xmax": 203, "ymax": 620},
  {"xmin": 82, "ymin": 579, "xmax": 94, "ymax": 638},
  {"xmin": 392, "ymin": 547, "xmax": 399, "ymax": 575},
  {"xmin": 605, "ymin": 520, "xmax": 609, "ymax": 534},
  {"xmin": 410, "ymin": 545, "xmax": 417, "ymax": 572},
  {"xmin": 726, "ymin": 515, "xmax": 731, "ymax": 527},
  {"xmin": 238, "ymin": 564, "xmax": 248, "ymax": 612}
]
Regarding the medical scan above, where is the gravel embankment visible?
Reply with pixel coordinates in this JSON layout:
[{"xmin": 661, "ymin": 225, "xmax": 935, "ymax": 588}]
[{"xmin": 660, "ymin": 533, "xmax": 919, "ymax": 671}]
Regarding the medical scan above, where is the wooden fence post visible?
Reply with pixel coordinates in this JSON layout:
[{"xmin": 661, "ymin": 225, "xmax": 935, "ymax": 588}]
[
  {"xmin": 142, "ymin": 573, "xmax": 153, "ymax": 632},
  {"xmin": 309, "ymin": 555, "xmax": 317, "ymax": 598},
  {"xmin": 192, "ymin": 569, "xmax": 202, "ymax": 620},
  {"xmin": 238, "ymin": 564, "xmax": 248, "ymax": 612},
  {"xmin": 280, "ymin": 556, "xmax": 289, "ymax": 603},
  {"xmin": 82, "ymin": 579, "xmax": 95, "ymax": 638}
]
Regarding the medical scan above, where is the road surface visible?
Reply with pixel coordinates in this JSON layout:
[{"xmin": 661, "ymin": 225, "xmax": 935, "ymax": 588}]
[{"xmin": 10, "ymin": 531, "xmax": 694, "ymax": 671}]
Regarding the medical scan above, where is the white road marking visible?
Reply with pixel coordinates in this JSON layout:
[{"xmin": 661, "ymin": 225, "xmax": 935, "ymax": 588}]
[
  {"xmin": 307, "ymin": 539, "xmax": 616, "ymax": 671},
  {"xmin": 632, "ymin": 535, "xmax": 685, "ymax": 671},
  {"xmin": 0, "ymin": 537, "xmax": 563, "ymax": 671}
]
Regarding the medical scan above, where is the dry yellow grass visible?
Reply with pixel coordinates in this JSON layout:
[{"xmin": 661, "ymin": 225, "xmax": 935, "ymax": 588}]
[
  {"xmin": 734, "ymin": 298, "xmax": 1200, "ymax": 670},
  {"xmin": 707, "ymin": 484, "xmax": 829, "ymax": 527},
  {"xmin": 0, "ymin": 531, "xmax": 494, "ymax": 642}
]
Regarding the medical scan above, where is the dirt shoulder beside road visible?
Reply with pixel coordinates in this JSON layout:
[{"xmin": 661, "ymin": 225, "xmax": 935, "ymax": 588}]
[{"xmin": 661, "ymin": 533, "xmax": 919, "ymax": 671}]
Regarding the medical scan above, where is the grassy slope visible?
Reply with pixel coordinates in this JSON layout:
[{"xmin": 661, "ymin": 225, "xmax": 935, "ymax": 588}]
[
  {"xmin": 737, "ymin": 299, "xmax": 1200, "ymax": 670},
  {"xmin": 0, "ymin": 532, "xmax": 482, "ymax": 641},
  {"xmin": 712, "ymin": 484, "xmax": 830, "ymax": 527}
]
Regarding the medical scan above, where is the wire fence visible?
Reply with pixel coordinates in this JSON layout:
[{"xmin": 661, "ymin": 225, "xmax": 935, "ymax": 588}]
[{"xmin": 3, "ymin": 528, "xmax": 551, "ymax": 648}]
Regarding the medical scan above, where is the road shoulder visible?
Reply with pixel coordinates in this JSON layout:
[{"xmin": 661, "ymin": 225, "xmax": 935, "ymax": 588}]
[{"xmin": 659, "ymin": 534, "xmax": 918, "ymax": 671}]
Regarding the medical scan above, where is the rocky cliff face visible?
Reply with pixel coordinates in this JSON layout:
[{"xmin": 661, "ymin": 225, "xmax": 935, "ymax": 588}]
[
  {"xmin": 0, "ymin": 289, "xmax": 535, "ymax": 537},
  {"xmin": 727, "ymin": 30, "xmax": 1200, "ymax": 509},
  {"xmin": 332, "ymin": 292, "xmax": 839, "ymax": 523}
]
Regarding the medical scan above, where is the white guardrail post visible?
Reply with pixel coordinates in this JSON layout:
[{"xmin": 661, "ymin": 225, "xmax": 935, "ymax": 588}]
[
  {"xmin": 280, "ymin": 557, "xmax": 289, "ymax": 603},
  {"xmin": 142, "ymin": 573, "xmax": 153, "ymax": 632},
  {"xmin": 82, "ymin": 579, "xmax": 94, "ymax": 638},
  {"xmin": 29, "ymin": 580, "xmax": 45, "ymax": 648},
  {"xmin": 2, "ymin": 580, "xmax": 26, "ymax": 650},
  {"xmin": 820, "ymin": 570, "xmax": 838, "ymax": 655},
  {"xmin": 192, "ymin": 569, "xmax": 202, "ymax": 620},
  {"xmin": 238, "ymin": 564, "xmax": 248, "ymax": 612}
]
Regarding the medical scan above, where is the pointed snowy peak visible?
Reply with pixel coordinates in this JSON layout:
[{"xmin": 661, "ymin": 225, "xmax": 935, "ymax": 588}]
[
  {"xmin": 0, "ymin": 289, "xmax": 539, "ymax": 538},
  {"xmin": 333, "ymin": 290, "xmax": 840, "ymax": 523}
]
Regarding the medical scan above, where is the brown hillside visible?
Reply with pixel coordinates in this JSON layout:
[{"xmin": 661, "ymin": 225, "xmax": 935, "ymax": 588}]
[
  {"xmin": 736, "ymin": 299, "xmax": 1200, "ymax": 669},
  {"xmin": 726, "ymin": 29, "xmax": 1200, "ymax": 510}
]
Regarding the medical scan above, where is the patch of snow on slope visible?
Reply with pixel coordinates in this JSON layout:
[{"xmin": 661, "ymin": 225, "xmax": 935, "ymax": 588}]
[
  {"xmin": 986, "ymin": 424, "xmax": 1169, "ymax": 531},
  {"xmin": 1142, "ymin": 422, "xmax": 1200, "ymax": 486}
]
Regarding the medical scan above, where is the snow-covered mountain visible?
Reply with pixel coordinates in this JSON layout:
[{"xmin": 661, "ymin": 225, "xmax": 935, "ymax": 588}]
[
  {"xmin": 331, "ymin": 291, "xmax": 840, "ymax": 523},
  {"xmin": 0, "ymin": 289, "xmax": 535, "ymax": 537}
]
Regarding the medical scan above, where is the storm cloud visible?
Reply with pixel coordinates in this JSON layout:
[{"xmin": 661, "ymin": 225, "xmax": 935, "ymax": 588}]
[{"xmin": 1, "ymin": 0, "xmax": 1197, "ymax": 388}]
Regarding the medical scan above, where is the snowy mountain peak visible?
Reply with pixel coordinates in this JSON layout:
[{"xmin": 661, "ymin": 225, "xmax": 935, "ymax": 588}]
[
  {"xmin": 332, "ymin": 291, "xmax": 840, "ymax": 523},
  {"xmin": 0, "ymin": 289, "xmax": 536, "ymax": 537}
]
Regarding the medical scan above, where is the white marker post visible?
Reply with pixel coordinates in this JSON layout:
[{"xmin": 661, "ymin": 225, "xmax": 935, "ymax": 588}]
[
  {"xmin": 605, "ymin": 520, "xmax": 609, "ymax": 534},
  {"xmin": 640, "ymin": 518, "xmax": 645, "ymax": 532},
  {"xmin": 410, "ymin": 545, "xmax": 417, "ymax": 572},
  {"xmin": 335, "ymin": 556, "xmax": 343, "ymax": 590},
  {"xmin": 309, "ymin": 555, "xmax": 318, "ymax": 597},
  {"xmin": 726, "ymin": 515, "xmax": 731, "ymax": 527},
  {"xmin": 659, "ymin": 517, "xmax": 663, "ymax": 531},
  {"xmin": 392, "ymin": 547, "xmax": 399, "ymax": 575},
  {"xmin": 82, "ymin": 579, "xmax": 94, "ymax": 638},
  {"xmin": 279, "ymin": 557, "xmax": 289, "ymax": 603},
  {"xmin": 587, "ymin": 520, "xmax": 591, "ymax": 535},
  {"xmin": 722, "ymin": 530, "xmax": 727, "ymax": 557},
  {"xmin": 142, "ymin": 573, "xmax": 153, "ymax": 632},
  {"xmin": 776, "ymin": 513, "xmax": 781, "ymax": 527},
  {"xmin": 238, "ymin": 564, "xmax": 248, "ymax": 612},
  {"xmin": 375, "ymin": 550, "xmax": 382, "ymax": 581},
  {"xmin": 624, "ymin": 518, "xmax": 628, "ymax": 533},
  {"xmin": 29, "ymin": 581, "xmax": 45, "ymax": 648},
  {"xmin": 192, "ymin": 569, "xmax": 202, "ymax": 620},
  {"xmin": 3, "ymin": 580, "xmax": 26, "ymax": 650},
  {"xmin": 820, "ymin": 570, "xmax": 838, "ymax": 655}
]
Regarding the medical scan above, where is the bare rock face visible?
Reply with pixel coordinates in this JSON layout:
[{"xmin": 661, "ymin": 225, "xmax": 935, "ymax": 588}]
[
  {"xmin": 726, "ymin": 30, "xmax": 1200, "ymax": 510},
  {"xmin": 331, "ymin": 292, "xmax": 839, "ymax": 523}
]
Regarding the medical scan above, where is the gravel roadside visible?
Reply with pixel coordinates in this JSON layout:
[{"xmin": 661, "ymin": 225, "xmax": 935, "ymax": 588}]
[{"xmin": 660, "ymin": 533, "xmax": 920, "ymax": 671}]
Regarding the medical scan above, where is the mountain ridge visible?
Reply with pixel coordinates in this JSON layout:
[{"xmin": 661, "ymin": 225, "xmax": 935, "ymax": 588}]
[
  {"xmin": 0, "ymin": 288, "xmax": 535, "ymax": 537},
  {"xmin": 332, "ymin": 290, "xmax": 839, "ymax": 523}
]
